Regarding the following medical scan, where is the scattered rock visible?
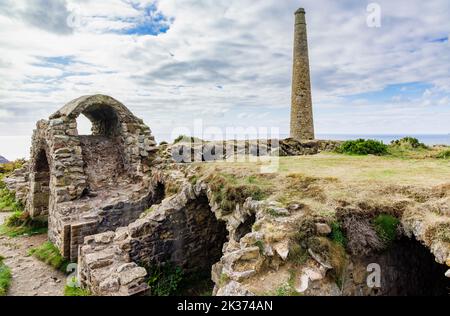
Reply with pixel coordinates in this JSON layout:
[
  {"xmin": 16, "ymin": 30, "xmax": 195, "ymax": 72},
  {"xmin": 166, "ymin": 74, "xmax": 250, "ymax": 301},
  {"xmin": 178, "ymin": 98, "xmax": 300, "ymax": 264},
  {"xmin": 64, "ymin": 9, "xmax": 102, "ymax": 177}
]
[{"xmin": 315, "ymin": 223, "xmax": 332, "ymax": 235}]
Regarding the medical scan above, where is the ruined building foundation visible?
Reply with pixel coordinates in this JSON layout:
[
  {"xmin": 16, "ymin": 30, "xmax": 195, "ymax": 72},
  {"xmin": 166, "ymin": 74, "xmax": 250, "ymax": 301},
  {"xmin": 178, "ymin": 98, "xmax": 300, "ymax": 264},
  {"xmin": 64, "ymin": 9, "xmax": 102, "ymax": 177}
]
[{"xmin": 290, "ymin": 8, "xmax": 315, "ymax": 141}]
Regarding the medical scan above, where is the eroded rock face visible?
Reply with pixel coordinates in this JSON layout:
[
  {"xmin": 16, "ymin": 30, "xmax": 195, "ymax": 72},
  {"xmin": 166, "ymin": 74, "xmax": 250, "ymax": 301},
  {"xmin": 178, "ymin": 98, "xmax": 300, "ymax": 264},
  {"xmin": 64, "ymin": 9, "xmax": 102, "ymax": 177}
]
[{"xmin": 22, "ymin": 95, "xmax": 159, "ymax": 261}]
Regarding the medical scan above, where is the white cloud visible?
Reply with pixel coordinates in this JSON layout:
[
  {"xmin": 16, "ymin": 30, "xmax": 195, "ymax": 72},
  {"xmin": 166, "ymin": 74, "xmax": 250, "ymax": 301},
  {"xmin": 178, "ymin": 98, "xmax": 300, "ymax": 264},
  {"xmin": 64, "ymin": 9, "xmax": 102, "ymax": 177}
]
[{"xmin": 0, "ymin": 0, "xmax": 449, "ymax": 159}]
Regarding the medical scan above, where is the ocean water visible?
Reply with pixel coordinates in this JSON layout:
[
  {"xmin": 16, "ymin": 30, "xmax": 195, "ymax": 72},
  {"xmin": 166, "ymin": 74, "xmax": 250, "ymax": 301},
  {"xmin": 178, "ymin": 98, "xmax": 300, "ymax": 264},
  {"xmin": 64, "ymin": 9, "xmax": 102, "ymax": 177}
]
[{"xmin": 315, "ymin": 134, "xmax": 450, "ymax": 146}]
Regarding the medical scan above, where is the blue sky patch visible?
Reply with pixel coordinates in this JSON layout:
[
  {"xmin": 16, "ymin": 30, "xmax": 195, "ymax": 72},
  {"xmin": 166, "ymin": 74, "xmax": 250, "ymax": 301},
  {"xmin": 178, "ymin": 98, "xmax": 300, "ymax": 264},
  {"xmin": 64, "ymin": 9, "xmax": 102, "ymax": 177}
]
[
  {"xmin": 344, "ymin": 82, "xmax": 433, "ymax": 103},
  {"xmin": 429, "ymin": 36, "xmax": 448, "ymax": 43},
  {"xmin": 34, "ymin": 56, "xmax": 75, "ymax": 68},
  {"xmin": 120, "ymin": 2, "xmax": 172, "ymax": 36}
]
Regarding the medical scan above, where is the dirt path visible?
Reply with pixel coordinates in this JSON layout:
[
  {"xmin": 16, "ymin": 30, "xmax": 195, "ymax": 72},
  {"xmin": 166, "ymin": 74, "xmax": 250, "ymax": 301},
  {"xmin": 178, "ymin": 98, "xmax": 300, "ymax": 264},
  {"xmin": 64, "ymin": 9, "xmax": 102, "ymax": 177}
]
[{"xmin": 0, "ymin": 212, "xmax": 65, "ymax": 296}]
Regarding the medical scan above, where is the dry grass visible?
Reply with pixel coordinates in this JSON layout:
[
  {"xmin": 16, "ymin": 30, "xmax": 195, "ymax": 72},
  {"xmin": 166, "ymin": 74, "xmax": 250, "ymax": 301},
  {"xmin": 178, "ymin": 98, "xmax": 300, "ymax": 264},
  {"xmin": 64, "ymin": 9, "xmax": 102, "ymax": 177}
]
[{"xmin": 195, "ymin": 153, "xmax": 450, "ymax": 211}]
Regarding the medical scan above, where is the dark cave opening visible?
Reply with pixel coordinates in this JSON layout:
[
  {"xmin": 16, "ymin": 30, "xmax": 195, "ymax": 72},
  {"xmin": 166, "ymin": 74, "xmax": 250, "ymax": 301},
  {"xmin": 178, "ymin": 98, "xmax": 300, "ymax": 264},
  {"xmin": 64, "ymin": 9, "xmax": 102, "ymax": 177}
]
[
  {"xmin": 235, "ymin": 213, "xmax": 256, "ymax": 242},
  {"xmin": 136, "ymin": 193, "xmax": 229, "ymax": 296},
  {"xmin": 361, "ymin": 237, "xmax": 449, "ymax": 296}
]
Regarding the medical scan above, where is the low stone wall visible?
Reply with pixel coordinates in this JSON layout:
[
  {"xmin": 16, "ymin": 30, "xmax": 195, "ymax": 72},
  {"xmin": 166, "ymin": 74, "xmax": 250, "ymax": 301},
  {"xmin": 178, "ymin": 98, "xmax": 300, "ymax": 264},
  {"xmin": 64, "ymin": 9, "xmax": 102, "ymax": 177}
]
[
  {"xmin": 49, "ymin": 178, "xmax": 165, "ymax": 261},
  {"xmin": 169, "ymin": 138, "xmax": 342, "ymax": 162}
]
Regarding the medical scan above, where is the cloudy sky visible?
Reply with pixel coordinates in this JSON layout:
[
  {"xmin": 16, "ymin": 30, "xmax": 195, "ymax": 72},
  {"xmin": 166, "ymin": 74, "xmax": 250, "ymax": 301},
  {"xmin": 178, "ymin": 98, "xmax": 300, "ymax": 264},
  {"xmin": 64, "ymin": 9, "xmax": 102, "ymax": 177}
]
[{"xmin": 0, "ymin": 0, "xmax": 449, "ymax": 159}]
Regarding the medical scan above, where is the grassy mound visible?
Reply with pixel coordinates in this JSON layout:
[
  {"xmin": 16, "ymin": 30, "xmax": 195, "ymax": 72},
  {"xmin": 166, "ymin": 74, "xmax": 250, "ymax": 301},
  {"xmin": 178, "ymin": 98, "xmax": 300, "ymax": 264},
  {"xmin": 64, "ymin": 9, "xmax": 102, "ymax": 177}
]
[
  {"xmin": 436, "ymin": 149, "xmax": 450, "ymax": 159},
  {"xmin": 390, "ymin": 137, "xmax": 428, "ymax": 150},
  {"xmin": 336, "ymin": 139, "xmax": 388, "ymax": 156},
  {"xmin": 206, "ymin": 173, "xmax": 271, "ymax": 213}
]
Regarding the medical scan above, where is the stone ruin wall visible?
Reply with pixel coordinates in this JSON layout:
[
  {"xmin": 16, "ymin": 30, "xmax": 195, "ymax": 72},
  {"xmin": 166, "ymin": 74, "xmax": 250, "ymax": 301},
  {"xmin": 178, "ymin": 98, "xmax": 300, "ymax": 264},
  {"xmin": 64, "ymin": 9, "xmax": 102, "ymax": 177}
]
[
  {"xmin": 76, "ymin": 163, "xmax": 450, "ymax": 296},
  {"xmin": 22, "ymin": 95, "xmax": 159, "ymax": 260},
  {"xmin": 77, "ymin": 167, "xmax": 262, "ymax": 296}
]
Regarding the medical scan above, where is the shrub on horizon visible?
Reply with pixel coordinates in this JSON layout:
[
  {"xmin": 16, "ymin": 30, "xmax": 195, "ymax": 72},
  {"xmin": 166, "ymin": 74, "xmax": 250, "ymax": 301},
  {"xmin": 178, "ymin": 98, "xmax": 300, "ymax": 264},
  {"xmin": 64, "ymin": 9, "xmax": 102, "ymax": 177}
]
[{"xmin": 335, "ymin": 139, "xmax": 388, "ymax": 156}]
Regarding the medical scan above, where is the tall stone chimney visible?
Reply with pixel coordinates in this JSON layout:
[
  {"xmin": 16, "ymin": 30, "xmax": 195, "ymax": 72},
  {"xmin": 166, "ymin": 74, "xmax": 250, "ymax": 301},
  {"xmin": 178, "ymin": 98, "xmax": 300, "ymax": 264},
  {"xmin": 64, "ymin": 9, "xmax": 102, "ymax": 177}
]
[{"xmin": 290, "ymin": 8, "xmax": 315, "ymax": 140}]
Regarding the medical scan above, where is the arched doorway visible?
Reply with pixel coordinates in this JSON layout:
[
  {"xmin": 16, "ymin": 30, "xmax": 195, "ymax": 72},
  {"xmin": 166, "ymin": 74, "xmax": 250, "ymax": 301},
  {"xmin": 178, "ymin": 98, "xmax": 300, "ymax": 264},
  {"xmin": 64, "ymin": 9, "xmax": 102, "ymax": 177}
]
[{"xmin": 29, "ymin": 148, "xmax": 50, "ymax": 218}]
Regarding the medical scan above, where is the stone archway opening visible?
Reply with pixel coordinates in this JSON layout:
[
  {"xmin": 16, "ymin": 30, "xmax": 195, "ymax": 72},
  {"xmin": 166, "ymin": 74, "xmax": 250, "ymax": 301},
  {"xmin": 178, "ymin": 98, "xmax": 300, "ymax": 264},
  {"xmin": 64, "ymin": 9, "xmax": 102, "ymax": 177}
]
[
  {"xmin": 75, "ymin": 114, "xmax": 93, "ymax": 136},
  {"xmin": 30, "ymin": 149, "xmax": 50, "ymax": 218},
  {"xmin": 131, "ymin": 193, "xmax": 229, "ymax": 296},
  {"xmin": 76, "ymin": 104, "xmax": 126, "ymax": 191}
]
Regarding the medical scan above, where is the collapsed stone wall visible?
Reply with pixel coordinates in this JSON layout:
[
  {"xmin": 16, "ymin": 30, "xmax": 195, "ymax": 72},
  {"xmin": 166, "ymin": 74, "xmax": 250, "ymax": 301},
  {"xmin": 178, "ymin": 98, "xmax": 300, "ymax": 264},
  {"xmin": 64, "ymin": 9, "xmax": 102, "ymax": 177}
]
[
  {"xmin": 77, "ymin": 166, "xmax": 450, "ymax": 296},
  {"xmin": 77, "ymin": 166, "xmax": 263, "ymax": 296},
  {"xmin": 169, "ymin": 138, "xmax": 341, "ymax": 163}
]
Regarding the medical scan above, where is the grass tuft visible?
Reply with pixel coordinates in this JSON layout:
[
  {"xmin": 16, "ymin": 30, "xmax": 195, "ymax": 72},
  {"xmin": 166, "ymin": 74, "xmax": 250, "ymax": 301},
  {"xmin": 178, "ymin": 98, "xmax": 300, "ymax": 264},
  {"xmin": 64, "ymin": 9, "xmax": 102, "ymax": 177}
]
[
  {"xmin": 436, "ymin": 149, "xmax": 450, "ymax": 159},
  {"xmin": 0, "ymin": 256, "xmax": 12, "ymax": 296},
  {"xmin": 0, "ymin": 174, "xmax": 24, "ymax": 213},
  {"xmin": 373, "ymin": 214, "xmax": 400, "ymax": 245},
  {"xmin": 64, "ymin": 278, "xmax": 91, "ymax": 296},
  {"xmin": 28, "ymin": 241, "xmax": 69, "ymax": 271},
  {"xmin": 206, "ymin": 173, "xmax": 270, "ymax": 213},
  {"xmin": 0, "ymin": 211, "xmax": 47, "ymax": 237},
  {"xmin": 329, "ymin": 221, "xmax": 347, "ymax": 247}
]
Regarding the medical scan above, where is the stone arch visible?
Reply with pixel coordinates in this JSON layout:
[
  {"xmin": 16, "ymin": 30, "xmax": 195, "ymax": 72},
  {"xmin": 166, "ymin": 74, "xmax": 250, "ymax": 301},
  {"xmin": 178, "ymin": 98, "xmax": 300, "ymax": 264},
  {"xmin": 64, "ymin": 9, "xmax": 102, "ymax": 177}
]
[{"xmin": 25, "ymin": 95, "xmax": 158, "ymax": 261}]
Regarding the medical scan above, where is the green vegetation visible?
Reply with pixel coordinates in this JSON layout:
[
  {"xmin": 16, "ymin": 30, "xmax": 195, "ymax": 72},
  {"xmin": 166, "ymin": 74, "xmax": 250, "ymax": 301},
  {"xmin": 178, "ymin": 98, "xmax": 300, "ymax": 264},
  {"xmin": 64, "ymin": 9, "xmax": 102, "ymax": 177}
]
[
  {"xmin": 0, "ymin": 187, "xmax": 23, "ymax": 213},
  {"xmin": 0, "ymin": 174, "xmax": 24, "ymax": 213},
  {"xmin": 188, "ymin": 175, "xmax": 199, "ymax": 185},
  {"xmin": 0, "ymin": 159, "xmax": 25, "ymax": 174},
  {"xmin": 206, "ymin": 173, "xmax": 270, "ymax": 213},
  {"xmin": 329, "ymin": 221, "xmax": 347, "ymax": 247},
  {"xmin": 373, "ymin": 214, "xmax": 400, "ymax": 244},
  {"xmin": 64, "ymin": 278, "xmax": 91, "ymax": 296},
  {"xmin": 0, "ymin": 159, "xmax": 25, "ymax": 213},
  {"xmin": 272, "ymin": 270, "xmax": 300, "ymax": 296},
  {"xmin": 287, "ymin": 244, "xmax": 309, "ymax": 266},
  {"xmin": 28, "ymin": 241, "xmax": 69, "ymax": 271},
  {"xmin": 390, "ymin": 137, "xmax": 428, "ymax": 150},
  {"xmin": 0, "ymin": 211, "xmax": 47, "ymax": 237},
  {"xmin": 254, "ymin": 240, "xmax": 264, "ymax": 255},
  {"xmin": 0, "ymin": 255, "xmax": 12, "ymax": 296},
  {"xmin": 219, "ymin": 273, "xmax": 230, "ymax": 287},
  {"xmin": 141, "ymin": 205, "xmax": 158, "ymax": 218},
  {"xmin": 336, "ymin": 139, "xmax": 388, "ymax": 156},
  {"xmin": 436, "ymin": 149, "xmax": 450, "ymax": 159},
  {"xmin": 146, "ymin": 264, "xmax": 184, "ymax": 296}
]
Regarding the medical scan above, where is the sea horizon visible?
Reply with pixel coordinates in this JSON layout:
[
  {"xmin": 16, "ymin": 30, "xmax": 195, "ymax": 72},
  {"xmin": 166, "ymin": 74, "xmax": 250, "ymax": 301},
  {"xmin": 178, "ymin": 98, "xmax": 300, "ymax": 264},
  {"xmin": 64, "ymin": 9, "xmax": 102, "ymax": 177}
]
[{"xmin": 314, "ymin": 134, "xmax": 450, "ymax": 146}]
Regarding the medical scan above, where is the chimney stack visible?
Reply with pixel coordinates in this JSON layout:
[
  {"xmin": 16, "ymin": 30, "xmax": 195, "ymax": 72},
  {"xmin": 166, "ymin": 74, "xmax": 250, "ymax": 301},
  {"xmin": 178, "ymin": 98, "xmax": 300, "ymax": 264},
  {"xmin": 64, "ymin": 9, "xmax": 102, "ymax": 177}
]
[{"xmin": 290, "ymin": 8, "xmax": 315, "ymax": 140}]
